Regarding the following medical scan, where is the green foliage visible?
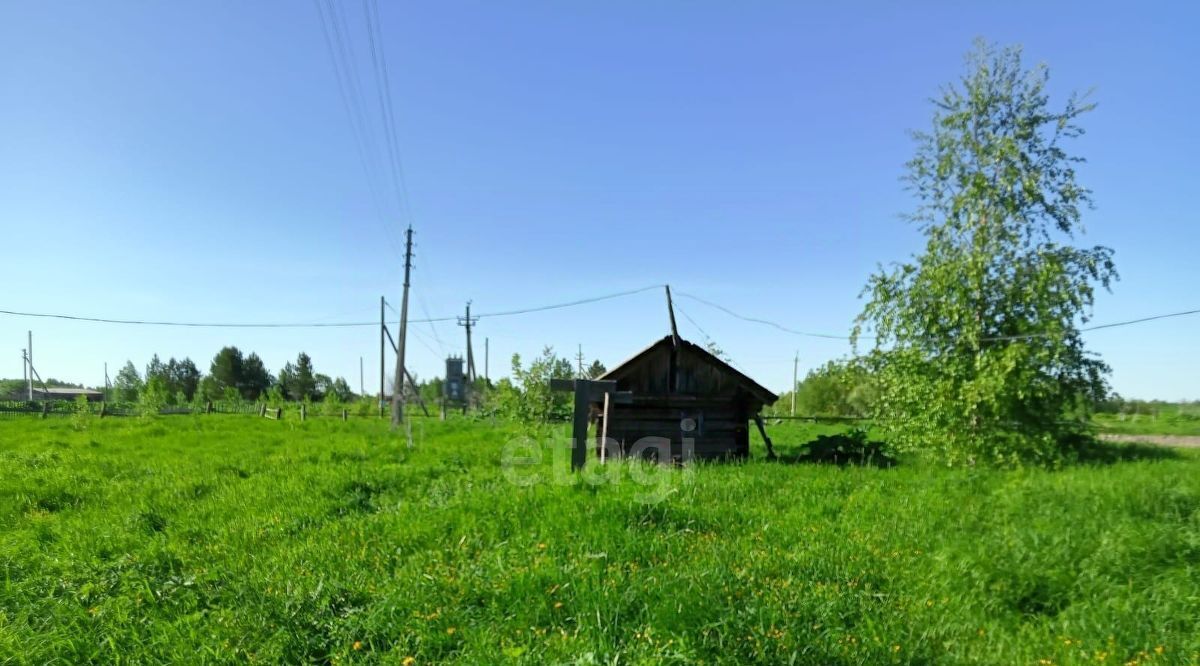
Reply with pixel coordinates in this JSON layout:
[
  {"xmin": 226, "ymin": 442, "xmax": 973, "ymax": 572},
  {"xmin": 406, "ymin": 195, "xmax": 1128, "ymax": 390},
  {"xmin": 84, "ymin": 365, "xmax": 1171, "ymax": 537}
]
[
  {"xmin": 855, "ymin": 42, "xmax": 1117, "ymax": 466},
  {"xmin": 0, "ymin": 417, "xmax": 1196, "ymax": 663},
  {"xmin": 488, "ymin": 347, "xmax": 575, "ymax": 425},
  {"xmin": 586, "ymin": 360, "xmax": 607, "ymax": 379},
  {"xmin": 776, "ymin": 358, "xmax": 877, "ymax": 417},
  {"xmin": 138, "ymin": 375, "xmax": 169, "ymax": 416},
  {"xmin": 113, "ymin": 361, "xmax": 142, "ymax": 403},
  {"xmin": 278, "ymin": 352, "xmax": 317, "ymax": 401},
  {"xmin": 209, "ymin": 347, "xmax": 273, "ymax": 401},
  {"xmin": 69, "ymin": 394, "xmax": 92, "ymax": 431}
]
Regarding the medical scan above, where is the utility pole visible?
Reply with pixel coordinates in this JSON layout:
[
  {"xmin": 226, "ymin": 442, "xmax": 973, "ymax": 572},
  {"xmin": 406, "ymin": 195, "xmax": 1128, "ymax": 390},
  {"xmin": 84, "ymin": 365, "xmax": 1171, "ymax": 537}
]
[
  {"xmin": 104, "ymin": 362, "xmax": 111, "ymax": 402},
  {"xmin": 391, "ymin": 226, "xmax": 414, "ymax": 427},
  {"xmin": 576, "ymin": 344, "xmax": 585, "ymax": 378},
  {"xmin": 791, "ymin": 351, "xmax": 799, "ymax": 416},
  {"xmin": 458, "ymin": 301, "xmax": 478, "ymax": 383},
  {"xmin": 22, "ymin": 349, "xmax": 28, "ymax": 396},
  {"xmin": 360, "ymin": 356, "xmax": 364, "ymax": 396},
  {"xmin": 379, "ymin": 296, "xmax": 386, "ymax": 416},
  {"xmin": 484, "ymin": 337, "xmax": 489, "ymax": 383},
  {"xmin": 27, "ymin": 331, "xmax": 33, "ymax": 401}
]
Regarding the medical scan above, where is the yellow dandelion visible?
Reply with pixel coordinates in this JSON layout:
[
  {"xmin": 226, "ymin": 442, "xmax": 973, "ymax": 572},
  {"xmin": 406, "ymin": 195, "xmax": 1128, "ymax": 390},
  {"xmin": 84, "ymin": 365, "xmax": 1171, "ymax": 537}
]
[
  {"xmin": 352, "ymin": 641, "xmax": 362, "ymax": 651},
  {"xmin": 402, "ymin": 658, "xmax": 415, "ymax": 666},
  {"xmin": 537, "ymin": 543, "xmax": 546, "ymax": 550},
  {"xmin": 446, "ymin": 627, "xmax": 456, "ymax": 635},
  {"xmin": 554, "ymin": 602, "xmax": 563, "ymax": 609},
  {"xmin": 1155, "ymin": 646, "xmax": 1164, "ymax": 655},
  {"xmin": 893, "ymin": 645, "xmax": 901, "ymax": 653}
]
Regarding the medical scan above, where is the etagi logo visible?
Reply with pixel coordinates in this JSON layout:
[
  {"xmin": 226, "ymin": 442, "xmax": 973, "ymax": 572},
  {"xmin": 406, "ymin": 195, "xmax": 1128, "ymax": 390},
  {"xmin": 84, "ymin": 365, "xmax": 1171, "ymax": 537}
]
[{"xmin": 501, "ymin": 436, "xmax": 696, "ymax": 504}]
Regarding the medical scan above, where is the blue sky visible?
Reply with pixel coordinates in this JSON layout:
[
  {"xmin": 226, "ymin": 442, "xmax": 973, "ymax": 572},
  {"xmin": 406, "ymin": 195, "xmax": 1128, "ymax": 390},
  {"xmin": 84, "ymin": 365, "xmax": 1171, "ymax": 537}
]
[{"xmin": 1, "ymin": 0, "xmax": 1196, "ymax": 400}]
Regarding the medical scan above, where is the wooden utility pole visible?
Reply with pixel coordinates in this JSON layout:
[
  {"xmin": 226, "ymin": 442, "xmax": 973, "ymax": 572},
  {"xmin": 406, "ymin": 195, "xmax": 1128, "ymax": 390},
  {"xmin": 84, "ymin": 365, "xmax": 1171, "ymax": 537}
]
[
  {"xmin": 791, "ymin": 351, "xmax": 798, "ymax": 416},
  {"xmin": 391, "ymin": 226, "xmax": 414, "ymax": 427},
  {"xmin": 379, "ymin": 296, "xmax": 386, "ymax": 416},
  {"xmin": 664, "ymin": 285, "xmax": 679, "ymax": 393},
  {"xmin": 576, "ymin": 344, "xmax": 585, "ymax": 378},
  {"xmin": 484, "ymin": 337, "xmax": 489, "ymax": 383},
  {"xmin": 27, "ymin": 331, "xmax": 33, "ymax": 400},
  {"xmin": 359, "ymin": 356, "xmax": 364, "ymax": 396}
]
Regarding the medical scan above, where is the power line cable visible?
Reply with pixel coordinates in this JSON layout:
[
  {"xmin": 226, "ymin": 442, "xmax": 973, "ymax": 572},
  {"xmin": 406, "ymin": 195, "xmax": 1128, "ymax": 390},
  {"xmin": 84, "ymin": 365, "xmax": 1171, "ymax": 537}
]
[
  {"xmin": 362, "ymin": 0, "xmax": 413, "ymax": 223},
  {"xmin": 472, "ymin": 284, "xmax": 665, "ymax": 320},
  {"xmin": 0, "ymin": 309, "xmax": 377, "ymax": 328},
  {"xmin": 312, "ymin": 0, "xmax": 403, "ymax": 258},
  {"xmin": 676, "ymin": 291, "xmax": 1200, "ymax": 343},
  {"xmin": 673, "ymin": 301, "xmax": 747, "ymax": 372},
  {"xmin": 674, "ymin": 291, "xmax": 856, "ymax": 340},
  {"xmin": 3, "ymin": 291, "xmax": 1194, "ymax": 338}
]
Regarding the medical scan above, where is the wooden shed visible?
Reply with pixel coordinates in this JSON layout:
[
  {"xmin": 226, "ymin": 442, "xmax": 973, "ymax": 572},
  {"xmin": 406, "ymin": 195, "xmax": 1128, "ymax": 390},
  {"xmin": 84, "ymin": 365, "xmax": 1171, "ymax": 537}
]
[{"xmin": 592, "ymin": 334, "xmax": 778, "ymax": 461}]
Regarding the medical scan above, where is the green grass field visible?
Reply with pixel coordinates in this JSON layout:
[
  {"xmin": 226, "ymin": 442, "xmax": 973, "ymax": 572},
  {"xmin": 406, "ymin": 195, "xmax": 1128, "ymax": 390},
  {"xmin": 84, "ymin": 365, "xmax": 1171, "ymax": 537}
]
[{"xmin": 1, "ymin": 415, "xmax": 1198, "ymax": 664}]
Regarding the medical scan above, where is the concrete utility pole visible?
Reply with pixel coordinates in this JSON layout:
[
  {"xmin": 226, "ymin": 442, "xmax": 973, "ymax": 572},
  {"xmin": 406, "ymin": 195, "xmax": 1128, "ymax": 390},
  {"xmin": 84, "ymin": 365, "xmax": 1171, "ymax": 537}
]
[
  {"xmin": 391, "ymin": 226, "xmax": 414, "ymax": 427},
  {"xmin": 458, "ymin": 302, "xmax": 478, "ymax": 382},
  {"xmin": 791, "ymin": 351, "xmax": 799, "ymax": 416},
  {"xmin": 22, "ymin": 349, "xmax": 28, "ymax": 396},
  {"xmin": 360, "ymin": 356, "xmax": 364, "ymax": 396},
  {"xmin": 484, "ymin": 337, "xmax": 489, "ymax": 383}
]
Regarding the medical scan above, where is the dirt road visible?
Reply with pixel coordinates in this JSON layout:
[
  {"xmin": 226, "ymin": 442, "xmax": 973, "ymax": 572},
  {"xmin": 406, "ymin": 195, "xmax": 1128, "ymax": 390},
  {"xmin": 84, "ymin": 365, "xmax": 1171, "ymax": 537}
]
[{"xmin": 1099, "ymin": 433, "xmax": 1200, "ymax": 449}]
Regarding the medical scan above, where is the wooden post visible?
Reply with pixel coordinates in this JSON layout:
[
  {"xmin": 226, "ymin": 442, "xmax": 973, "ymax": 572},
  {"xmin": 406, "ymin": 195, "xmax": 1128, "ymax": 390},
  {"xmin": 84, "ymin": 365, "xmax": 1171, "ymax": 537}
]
[
  {"xmin": 40, "ymin": 402, "xmax": 48, "ymax": 419},
  {"xmin": 342, "ymin": 409, "xmax": 348, "ymax": 421},
  {"xmin": 300, "ymin": 403, "xmax": 307, "ymax": 422},
  {"xmin": 404, "ymin": 367, "xmax": 430, "ymax": 416},
  {"xmin": 99, "ymin": 402, "xmax": 106, "ymax": 419},
  {"xmin": 206, "ymin": 401, "xmax": 213, "ymax": 414},
  {"xmin": 753, "ymin": 413, "xmax": 777, "ymax": 460},
  {"xmin": 550, "ymin": 379, "xmax": 633, "ymax": 470},
  {"xmin": 791, "ymin": 352, "xmax": 798, "ymax": 417},
  {"xmin": 600, "ymin": 392, "xmax": 611, "ymax": 463}
]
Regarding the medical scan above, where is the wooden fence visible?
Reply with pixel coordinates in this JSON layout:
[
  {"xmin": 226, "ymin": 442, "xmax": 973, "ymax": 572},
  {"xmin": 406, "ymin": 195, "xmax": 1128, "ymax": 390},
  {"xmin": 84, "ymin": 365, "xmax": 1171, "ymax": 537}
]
[{"xmin": 0, "ymin": 400, "xmax": 378, "ymax": 420}]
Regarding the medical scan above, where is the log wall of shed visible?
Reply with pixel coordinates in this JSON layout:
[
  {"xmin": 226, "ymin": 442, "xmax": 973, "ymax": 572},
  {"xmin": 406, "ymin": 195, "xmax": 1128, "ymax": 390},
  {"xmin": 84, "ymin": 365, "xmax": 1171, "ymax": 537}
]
[{"xmin": 596, "ymin": 401, "xmax": 750, "ymax": 460}]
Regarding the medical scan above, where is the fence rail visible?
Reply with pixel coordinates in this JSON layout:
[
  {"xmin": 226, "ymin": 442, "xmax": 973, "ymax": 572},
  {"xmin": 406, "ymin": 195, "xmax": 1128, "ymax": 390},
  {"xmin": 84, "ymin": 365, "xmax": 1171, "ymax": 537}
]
[{"xmin": 0, "ymin": 400, "xmax": 383, "ymax": 419}]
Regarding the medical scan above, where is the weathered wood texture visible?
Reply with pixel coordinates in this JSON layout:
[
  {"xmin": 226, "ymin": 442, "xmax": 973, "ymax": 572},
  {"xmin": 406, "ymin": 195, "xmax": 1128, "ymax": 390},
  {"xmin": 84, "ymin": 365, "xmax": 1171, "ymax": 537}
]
[{"xmin": 596, "ymin": 336, "xmax": 777, "ymax": 461}]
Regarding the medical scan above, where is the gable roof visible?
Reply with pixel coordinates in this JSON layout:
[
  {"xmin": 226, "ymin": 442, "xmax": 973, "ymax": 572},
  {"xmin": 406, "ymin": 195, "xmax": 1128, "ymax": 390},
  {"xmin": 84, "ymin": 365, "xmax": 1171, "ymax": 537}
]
[{"xmin": 599, "ymin": 335, "xmax": 778, "ymax": 405}]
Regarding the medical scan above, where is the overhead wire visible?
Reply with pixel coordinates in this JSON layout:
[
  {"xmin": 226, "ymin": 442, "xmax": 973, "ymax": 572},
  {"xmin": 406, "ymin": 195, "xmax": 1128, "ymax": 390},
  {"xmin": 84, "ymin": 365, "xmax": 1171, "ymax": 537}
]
[
  {"xmin": 8, "ymin": 286, "xmax": 1187, "ymax": 339},
  {"xmin": 362, "ymin": 0, "xmax": 413, "ymax": 223},
  {"xmin": 312, "ymin": 0, "xmax": 403, "ymax": 258},
  {"xmin": 675, "ymin": 291, "xmax": 1200, "ymax": 343},
  {"xmin": 674, "ymin": 291, "xmax": 856, "ymax": 340}
]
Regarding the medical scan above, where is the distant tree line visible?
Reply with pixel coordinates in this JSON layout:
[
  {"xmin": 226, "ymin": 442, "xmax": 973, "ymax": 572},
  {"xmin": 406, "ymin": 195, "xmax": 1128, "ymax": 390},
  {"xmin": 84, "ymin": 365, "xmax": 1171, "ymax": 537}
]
[{"xmin": 110, "ymin": 346, "xmax": 355, "ymax": 406}]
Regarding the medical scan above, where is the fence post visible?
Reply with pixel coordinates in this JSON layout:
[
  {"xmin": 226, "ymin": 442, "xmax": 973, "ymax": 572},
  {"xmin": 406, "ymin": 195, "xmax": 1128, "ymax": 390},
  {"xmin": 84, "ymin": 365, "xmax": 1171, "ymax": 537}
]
[
  {"xmin": 300, "ymin": 403, "xmax": 306, "ymax": 422},
  {"xmin": 341, "ymin": 409, "xmax": 348, "ymax": 421},
  {"xmin": 40, "ymin": 402, "xmax": 48, "ymax": 419},
  {"xmin": 99, "ymin": 402, "xmax": 106, "ymax": 418},
  {"xmin": 206, "ymin": 401, "xmax": 213, "ymax": 414}
]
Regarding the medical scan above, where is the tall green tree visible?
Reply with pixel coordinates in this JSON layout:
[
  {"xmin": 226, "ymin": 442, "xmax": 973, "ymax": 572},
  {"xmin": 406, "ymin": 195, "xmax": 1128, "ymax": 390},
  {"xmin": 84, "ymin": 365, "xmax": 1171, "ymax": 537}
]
[
  {"xmin": 241, "ymin": 353, "xmax": 272, "ymax": 400},
  {"xmin": 113, "ymin": 361, "xmax": 142, "ymax": 402},
  {"xmin": 853, "ymin": 41, "xmax": 1117, "ymax": 465},
  {"xmin": 167, "ymin": 358, "xmax": 201, "ymax": 401},
  {"xmin": 279, "ymin": 352, "xmax": 317, "ymax": 401},
  {"xmin": 209, "ymin": 347, "xmax": 244, "ymax": 395}
]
